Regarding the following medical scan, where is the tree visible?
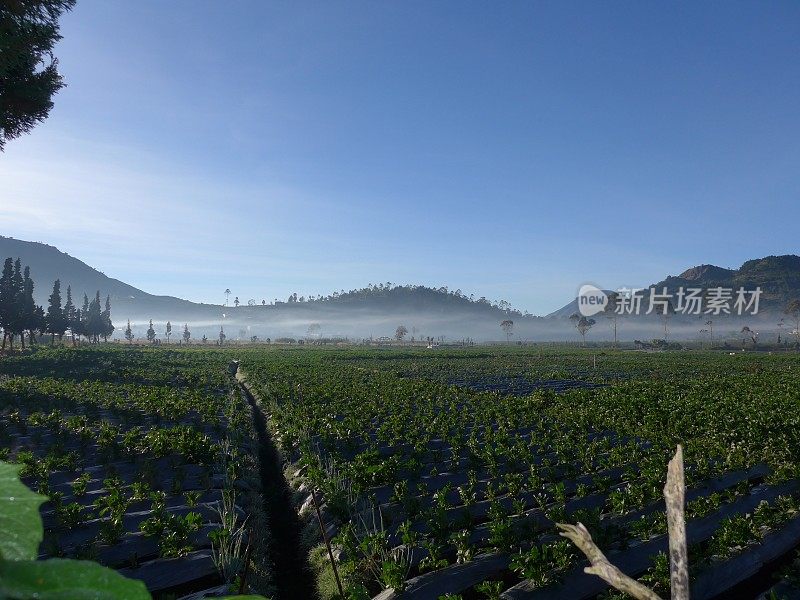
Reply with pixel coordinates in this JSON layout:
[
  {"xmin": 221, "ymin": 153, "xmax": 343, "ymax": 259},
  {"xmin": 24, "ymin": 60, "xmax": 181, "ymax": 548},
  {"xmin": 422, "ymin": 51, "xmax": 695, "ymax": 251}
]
[
  {"xmin": 21, "ymin": 266, "xmax": 38, "ymax": 346},
  {"xmin": 570, "ymin": 313, "xmax": 596, "ymax": 346},
  {"xmin": 165, "ymin": 321, "xmax": 172, "ymax": 343},
  {"xmin": 307, "ymin": 323, "xmax": 321, "ymax": 339},
  {"xmin": 10, "ymin": 259, "xmax": 24, "ymax": 348},
  {"xmin": 500, "ymin": 319, "xmax": 514, "ymax": 343},
  {"xmin": 45, "ymin": 279, "xmax": 66, "ymax": 343},
  {"xmin": 63, "ymin": 284, "xmax": 75, "ymax": 346},
  {"xmin": 785, "ymin": 300, "xmax": 800, "ymax": 347},
  {"xmin": 84, "ymin": 291, "xmax": 103, "ymax": 343},
  {"xmin": 218, "ymin": 326, "xmax": 226, "ymax": 345},
  {"xmin": 182, "ymin": 323, "xmax": 191, "ymax": 344},
  {"xmin": 202, "ymin": 334, "xmax": 208, "ymax": 344},
  {"xmin": 146, "ymin": 319, "xmax": 156, "ymax": 344},
  {"xmin": 395, "ymin": 324, "xmax": 408, "ymax": 341},
  {"xmin": 234, "ymin": 297, "xmax": 240, "ymax": 308},
  {"xmin": 124, "ymin": 320, "xmax": 134, "ymax": 344},
  {"xmin": 0, "ymin": 0, "xmax": 76, "ymax": 151},
  {"xmin": 224, "ymin": 288, "xmax": 231, "ymax": 306},
  {"xmin": 101, "ymin": 295, "xmax": 114, "ymax": 341},
  {"xmin": 0, "ymin": 257, "xmax": 14, "ymax": 349},
  {"xmin": 741, "ymin": 326, "xmax": 758, "ymax": 347}
]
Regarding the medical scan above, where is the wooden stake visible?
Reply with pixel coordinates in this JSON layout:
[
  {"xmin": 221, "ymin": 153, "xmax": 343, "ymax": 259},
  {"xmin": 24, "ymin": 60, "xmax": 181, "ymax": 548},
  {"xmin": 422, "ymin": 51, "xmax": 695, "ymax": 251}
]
[{"xmin": 664, "ymin": 445, "xmax": 689, "ymax": 600}]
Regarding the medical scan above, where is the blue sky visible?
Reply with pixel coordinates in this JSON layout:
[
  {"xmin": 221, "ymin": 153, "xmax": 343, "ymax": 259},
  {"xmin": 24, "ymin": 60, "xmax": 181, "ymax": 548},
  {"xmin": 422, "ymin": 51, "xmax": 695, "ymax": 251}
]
[{"xmin": 1, "ymin": 1, "xmax": 799, "ymax": 314}]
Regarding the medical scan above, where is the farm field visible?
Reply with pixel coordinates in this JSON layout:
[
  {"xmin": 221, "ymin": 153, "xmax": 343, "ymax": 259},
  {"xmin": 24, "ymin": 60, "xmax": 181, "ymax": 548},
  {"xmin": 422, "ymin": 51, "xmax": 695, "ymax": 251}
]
[
  {"xmin": 236, "ymin": 345, "xmax": 800, "ymax": 600},
  {"xmin": 4, "ymin": 344, "xmax": 800, "ymax": 600},
  {"xmin": 0, "ymin": 347, "xmax": 273, "ymax": 598}
]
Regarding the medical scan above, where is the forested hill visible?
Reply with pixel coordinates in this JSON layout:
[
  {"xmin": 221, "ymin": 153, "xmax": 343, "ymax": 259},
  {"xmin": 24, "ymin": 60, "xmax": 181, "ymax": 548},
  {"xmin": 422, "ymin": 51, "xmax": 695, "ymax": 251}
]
[
  {"xmin": 0, "ymin": 236, "xmax": 202, "ymax": 318},
  {"xmin": 651, "ymin": 255, "xmax": 800, "ymax": 312},
  {"xmin": 0, "ymin": 237, "xmax": 533, "ymax": 333},
  {"xmin": 549, "ymin": 255, "xmax": 800, "ymax": 318}
]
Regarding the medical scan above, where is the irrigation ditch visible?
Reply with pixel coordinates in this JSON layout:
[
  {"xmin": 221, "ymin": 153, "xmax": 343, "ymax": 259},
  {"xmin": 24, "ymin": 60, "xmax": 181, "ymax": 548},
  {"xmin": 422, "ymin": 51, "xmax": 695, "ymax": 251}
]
[{"xmin": 236, "ymin": 368, "xmax": 319, "ymax": 600}]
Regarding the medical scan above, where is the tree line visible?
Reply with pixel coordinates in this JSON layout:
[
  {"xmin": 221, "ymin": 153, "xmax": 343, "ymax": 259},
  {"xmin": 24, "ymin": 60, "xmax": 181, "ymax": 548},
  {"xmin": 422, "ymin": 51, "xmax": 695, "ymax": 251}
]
[{"xmin": 0, "ymin": 257, "xmax": 114, "ymax": 349}]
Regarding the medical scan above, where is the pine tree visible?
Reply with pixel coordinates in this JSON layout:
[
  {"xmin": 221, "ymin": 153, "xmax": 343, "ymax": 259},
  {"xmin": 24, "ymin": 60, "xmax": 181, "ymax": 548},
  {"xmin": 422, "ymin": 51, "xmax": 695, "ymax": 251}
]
[
  {"xmin": 85, "ymin": 291, "xmax": 102, "ymax": 343},
  {"xmin": 0, "ymin": 258, "xmax": 13, "ymax": 349},
  {"xmin": 63, "ymin": 284, "xmax": 76, "ymax": 346},
  {"xmin": 45, "ymin": 279, "xmax": 66, "ymax": 343},
  {"xmin": 11, "ymin": 259, "xmax": 24, "ymax": 348},
  {"xmin": 182, "ymin": 323, "xmax": 191, "ymax": 345},
  {"xmin": 165, "ymin": 321, "xmax": 172, "ymax": 344},
  {"xmin": 218, "ymin": 326, "xmax": 226, "ymax": 345},
  {"xmin": 101, "ymin": 295, "xmax": 114, "ymax": 341},
  {"xmin": 0, "ymin": 0, "xmax": 76, "ymax": 151},
  {"xmin": 124, "ymin": 320, "xmax": 133, "ymax": 344},
  {"xmin": 146, "ymin": 319, "xmax": 156, "ymax": 344},
  {"xmin": 22, "ymin": 266, "xmax": 39, "ymax": 346},
  {"xmin": 77, "ymin": 293, "xmax": 89, "ymax": 343}
]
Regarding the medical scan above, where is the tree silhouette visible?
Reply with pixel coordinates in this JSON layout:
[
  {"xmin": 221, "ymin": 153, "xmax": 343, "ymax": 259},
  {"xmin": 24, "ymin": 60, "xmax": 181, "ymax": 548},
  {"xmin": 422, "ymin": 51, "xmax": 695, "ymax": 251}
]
[
  {"xmin": 146, "ymin": 319, "xmax": 156, "ymax": 344},
  {"xmin": 101, "ymin": 295, "xmax": 114, "ymax": 341},
  {"xmin": 0, "ymin": 0, "xmax": 76, "ymax": 151},
  {"xmin": 500, "ymin": 319, "xmax": 514, "ymax": 343},
  {"xmin": 570, "ymin": 313, "xmax": 596, "ymax": 346},
  {"xmin": 124, "ymin": 320, "xmax": 134, "ymax": 344},
  {"xmin": 45, "ymin": 279, "xmax": 66, "ymax": 343},
  {"xmin": 182, "ymin": 323, "xmax": 191, "ymax": 344},
  {"xmin": 63, "ymin": 284, "xmax": 75, "ymax": 346},
  {"xmin": 165, "ymin": 321, "xmax": 172, "ymax": 343},
  {"xmin": 395, "ymin": 324, "xmax": 408, "ymax": 341},
  {"xmin": 785, "ymin": 300, "xmax": 800, "ymax": 346},
  {"xmin": 224, "ymin": 288, "xmax": 231, "ymax": 306}
]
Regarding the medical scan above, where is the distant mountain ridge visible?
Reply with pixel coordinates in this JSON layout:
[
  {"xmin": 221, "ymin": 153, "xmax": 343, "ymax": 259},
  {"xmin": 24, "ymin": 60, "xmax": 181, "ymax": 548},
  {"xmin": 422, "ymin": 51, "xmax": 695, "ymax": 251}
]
[
  {"xmin": 3, "ymin": 236, "xmax": 798, "ymax": 339},
  {"xmin": 0, "ymin": 236, "xmax": 202, "ymax": 319},
  {"xmin": 652, "ymin": 255, "xmax": 800, "ymax": 311},
  {"xmin": 549, "ymin": 255, "xmax": 800, "ymax": 318},
  {"xmin": 0, "ymin": 237, "xmax": 531, "ymax": 338}
]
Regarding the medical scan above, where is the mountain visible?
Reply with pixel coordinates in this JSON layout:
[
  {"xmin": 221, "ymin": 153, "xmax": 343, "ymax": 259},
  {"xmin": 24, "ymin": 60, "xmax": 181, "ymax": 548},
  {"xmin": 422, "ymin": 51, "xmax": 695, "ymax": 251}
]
[
  {"xmin": 0, "ymin": 236, "xmax": 207, "ymax": 319},
  {"xmin": 0, "ymin": 237, "xmax": 539, "ymax": 340},
  {"xmin": 5, "ymin": 236, "xmax": 797, "ymax": 341},
  {"xmin": 651, "ymin": 255, "xmax": 800, "ymax": 312},
  {"xmin": 548, "ymin": 255, "xmax": 800, "ymax": 318}
]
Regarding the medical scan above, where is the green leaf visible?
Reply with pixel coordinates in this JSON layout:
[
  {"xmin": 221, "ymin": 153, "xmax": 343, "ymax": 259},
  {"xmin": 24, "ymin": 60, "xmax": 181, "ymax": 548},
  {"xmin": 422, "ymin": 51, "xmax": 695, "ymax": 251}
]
[
  {"xmin": 0, "ymin": 558, "xmax": 151, "ymax": 599},
  {"xmin": 0, "ymin": 461, "xmax": 47, "ymax": 561}
]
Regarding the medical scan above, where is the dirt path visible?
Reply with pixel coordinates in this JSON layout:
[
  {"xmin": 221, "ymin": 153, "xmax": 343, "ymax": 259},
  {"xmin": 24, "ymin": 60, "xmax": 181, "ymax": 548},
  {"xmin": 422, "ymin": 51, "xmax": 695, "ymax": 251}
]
[{"xmin": 239, "ymin": 379, "xmax": 319, "ymax": 600}]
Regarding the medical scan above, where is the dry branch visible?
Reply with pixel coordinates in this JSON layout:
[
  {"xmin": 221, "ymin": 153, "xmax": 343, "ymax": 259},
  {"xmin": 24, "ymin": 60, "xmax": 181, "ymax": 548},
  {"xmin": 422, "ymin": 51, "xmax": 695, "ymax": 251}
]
[
  {"xmin": 557, "ymin": 522, "xmax": 663, "ymax": 600},
  {"xmin": 558, "ymin": 444, "xmax": 691, "ymax": 600}
]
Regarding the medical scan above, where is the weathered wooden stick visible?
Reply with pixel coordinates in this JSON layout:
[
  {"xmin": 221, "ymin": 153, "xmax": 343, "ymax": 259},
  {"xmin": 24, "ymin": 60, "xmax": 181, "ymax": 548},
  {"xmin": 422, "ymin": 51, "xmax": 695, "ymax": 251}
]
[
  {"xmin": 557, "ymin": 522, "xmax": 663, "ymax": 600},
  {"xmin": 664, "ymin": 444, "xmax": 689, "ymax": 600}
]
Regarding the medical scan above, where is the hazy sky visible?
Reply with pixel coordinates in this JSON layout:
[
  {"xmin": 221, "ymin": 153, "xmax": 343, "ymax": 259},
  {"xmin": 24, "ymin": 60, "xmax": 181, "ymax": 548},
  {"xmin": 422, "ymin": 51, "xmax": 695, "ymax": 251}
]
[{"xmin": 2, "ymin": 1, "xmax": 799, "ymax": 314}]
